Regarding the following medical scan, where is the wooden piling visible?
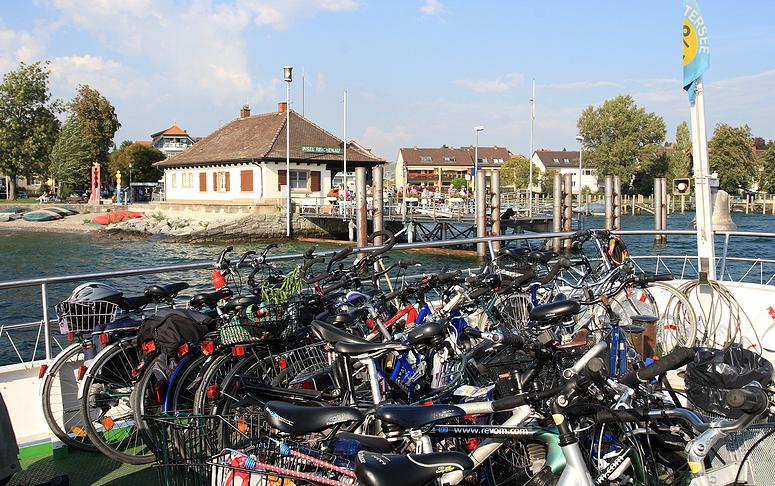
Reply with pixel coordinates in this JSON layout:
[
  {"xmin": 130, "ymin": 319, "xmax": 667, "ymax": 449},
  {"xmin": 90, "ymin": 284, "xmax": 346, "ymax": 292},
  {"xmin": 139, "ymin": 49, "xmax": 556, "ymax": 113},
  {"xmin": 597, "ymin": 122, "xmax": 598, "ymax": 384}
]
[
  {"xmin": 476, "ymin": 169, "xmax": 487, "ymax": 257},
  {"xmin": 355, "ymin": 167, "xmax": 367, "ymax": 247},
  {"xmin": 490, "ymin": 170, "xmax": 501, "ymax": 253},
  {"xmin": 553, "ymin": 173, "xmax": 562, "ymax": 253},
  {"xmin": 372, "ymin": 166, "xmax": 384, "ymax": 245}
]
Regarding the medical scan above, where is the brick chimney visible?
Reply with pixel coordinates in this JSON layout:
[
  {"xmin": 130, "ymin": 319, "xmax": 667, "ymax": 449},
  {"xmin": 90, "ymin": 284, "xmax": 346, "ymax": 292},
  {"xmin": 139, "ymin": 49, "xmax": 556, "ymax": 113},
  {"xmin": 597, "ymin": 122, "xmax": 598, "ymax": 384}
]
[
  {"xmin": 240, "ymin": 104, "xmax": 250, "ymax": 118},
  {"xmin": 277, "ymin": 102, "xmax": 287, "ymax": 114}
]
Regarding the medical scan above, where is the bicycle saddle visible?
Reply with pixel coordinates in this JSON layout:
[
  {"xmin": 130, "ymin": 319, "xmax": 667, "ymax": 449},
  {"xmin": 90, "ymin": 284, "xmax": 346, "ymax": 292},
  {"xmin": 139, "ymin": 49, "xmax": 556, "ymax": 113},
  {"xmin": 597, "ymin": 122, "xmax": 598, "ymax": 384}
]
[
  {"xmin": 376, "ymin": 403, "xmax": 466, "ymax": 429},
  {"xmin": 264, "ymin": 401, "xmax": 363, "ymax": 435},
  {"xmin": 356, "ymin": 451, "xmax": 473, "ymax": 486},
  {"xmin": 310, "ymin": 320, "xmax": 370, "ymax": 345},
  {"xmin": 529, "ymin": 299, "xmax": 581, "ymax": 323},
  {"xmin": 144, "ymin": 282, "xmax": 190, "ymax": 302},
  {"xmin": 221, "ymin": 295, "xmax": 261, "ymax": 314},
  {"xmin": 188, "ymin": 289, "xmax": 233, "ymax": 310},
  {"xmin": 333, "ymin": 341, "xmax": 409, "ymax": 357}
]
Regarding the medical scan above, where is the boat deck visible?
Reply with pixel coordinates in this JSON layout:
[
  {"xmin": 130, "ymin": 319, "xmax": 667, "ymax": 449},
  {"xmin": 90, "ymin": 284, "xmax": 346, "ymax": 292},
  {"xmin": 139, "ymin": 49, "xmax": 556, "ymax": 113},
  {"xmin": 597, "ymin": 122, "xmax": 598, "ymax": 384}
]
[{"xmin": 10, "ymin": 450, "xmax": 154, "ymax": 486}]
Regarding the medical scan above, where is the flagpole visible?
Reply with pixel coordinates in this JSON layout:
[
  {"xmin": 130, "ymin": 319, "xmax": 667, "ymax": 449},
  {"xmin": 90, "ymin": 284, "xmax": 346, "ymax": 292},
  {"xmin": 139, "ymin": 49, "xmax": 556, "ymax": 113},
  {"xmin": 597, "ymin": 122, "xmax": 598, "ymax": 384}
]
[
  {"xmin": 528, "ymin": 79, "xmax": 535, "ymax": 217},
  {"xmin": 689, "ymin": 75, "xmax": 716, "ymax": 280}
]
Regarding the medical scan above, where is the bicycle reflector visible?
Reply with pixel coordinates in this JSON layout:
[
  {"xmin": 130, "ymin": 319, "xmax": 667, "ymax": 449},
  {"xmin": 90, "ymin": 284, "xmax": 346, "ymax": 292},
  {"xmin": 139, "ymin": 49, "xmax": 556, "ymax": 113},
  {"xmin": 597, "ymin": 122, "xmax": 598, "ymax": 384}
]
[
  {"xmin": 38, "ymin": 364, "xmax": 48, "ymax": 379},
  {"xmin": 99, "ymin": 333, "xmax": 110, "ymax": 345},
  {"xmin": 77, "ymin": 365, "xmax": 87, "ymax": 381},
  {"xmin": 231, "ymin": 346, "xmax": 246, "ymax": 357},
  {"xmin": 177, "ymin": 343, "xmax": 190, "ymax": 357},
  {"xmin": 211, "ymin": 270, "xmax": 227, "ymax": 290},
  {"xmin": 201, "ymin": 340, "xmax": 215, "ymax": 356},
  {"xmin": 141, "ymin": 341, "xmax": 156, "ymax": 354},
  {"xmin": 278, "ymin": 358, "xmax": 288, "ymax": 369},
  {"xmin": 206, "ymin": 385, "xmax": 221, "ymax": 400}
]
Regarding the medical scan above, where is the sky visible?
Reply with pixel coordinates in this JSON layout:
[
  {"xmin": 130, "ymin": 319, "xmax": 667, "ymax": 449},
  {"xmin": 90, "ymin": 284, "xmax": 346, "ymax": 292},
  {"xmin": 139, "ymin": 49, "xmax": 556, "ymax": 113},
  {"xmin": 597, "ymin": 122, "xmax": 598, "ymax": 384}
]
[{"xmin": 1, "ymin": 0, "xmax": 774, "ymax": 161}]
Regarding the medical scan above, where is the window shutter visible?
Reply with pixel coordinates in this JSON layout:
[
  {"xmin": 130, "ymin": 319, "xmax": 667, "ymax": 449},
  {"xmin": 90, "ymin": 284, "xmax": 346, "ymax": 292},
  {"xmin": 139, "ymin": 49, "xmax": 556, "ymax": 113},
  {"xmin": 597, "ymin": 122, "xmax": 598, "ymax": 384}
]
[
  {"xmin": 278, "ymin": 169, "xmax": 287, "ymax": 190},
  {"xmin": 199, "ymin": 172, "xmax": 207, "ymax": 192},
  {"xmin": 212, "ymin": 172, "xmax": 218, "ymax": 192},
  {"xmin": 225, "ymin": 172, "xmax": 230, "ymax": 192},
  {"xmin": 310, "ymin": 171, "xmax": 321, "ymax": 192},
  {"xmin": 240, "ymin": 170, "xmax": 253, "ymax": 192}
]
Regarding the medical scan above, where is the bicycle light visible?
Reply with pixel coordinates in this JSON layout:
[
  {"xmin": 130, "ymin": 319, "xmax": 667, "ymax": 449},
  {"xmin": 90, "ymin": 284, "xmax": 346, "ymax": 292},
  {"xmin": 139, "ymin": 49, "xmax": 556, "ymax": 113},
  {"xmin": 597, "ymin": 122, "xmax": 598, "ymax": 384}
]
[{"xmin": 201, "ymin": 340, "xmax": 215, "ymax": 356}]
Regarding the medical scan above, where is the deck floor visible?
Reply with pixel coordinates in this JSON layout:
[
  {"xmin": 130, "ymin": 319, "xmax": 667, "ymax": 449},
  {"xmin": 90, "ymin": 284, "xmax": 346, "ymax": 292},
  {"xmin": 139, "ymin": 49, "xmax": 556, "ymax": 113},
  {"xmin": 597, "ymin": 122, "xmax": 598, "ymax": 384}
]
[{"xmin": 10, "ymin": 450, "xmax": 155, "ymax": 486}]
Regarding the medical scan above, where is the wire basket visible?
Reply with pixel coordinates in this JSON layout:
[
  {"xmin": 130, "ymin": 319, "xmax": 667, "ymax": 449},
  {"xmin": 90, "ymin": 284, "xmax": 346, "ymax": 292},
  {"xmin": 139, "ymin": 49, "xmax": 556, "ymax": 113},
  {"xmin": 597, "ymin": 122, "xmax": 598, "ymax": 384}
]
[
  {"xmin": 273, "ymin": 342, "xmax": 332, "ymax": 382},
  {"xmin": 55, "ymin": 299, "xmax": 121, "ymax": 334},
  {"xmin": 149, "ymin": 414, "xmax": 269, "ymax": 486},
  {"xmin": 220, "ymin": 304, "xmax": 289, "ymax": 345},
  {"xmin": 209, "ymin": 437, "xmax": 357, "ymax": 486}
]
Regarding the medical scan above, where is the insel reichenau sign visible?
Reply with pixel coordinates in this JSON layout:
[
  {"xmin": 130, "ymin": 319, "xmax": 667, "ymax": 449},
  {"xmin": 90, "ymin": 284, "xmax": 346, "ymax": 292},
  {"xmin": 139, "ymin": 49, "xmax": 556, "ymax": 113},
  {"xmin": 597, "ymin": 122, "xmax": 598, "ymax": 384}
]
[{"xmin": 302, "ymin": 145, "xmax": 342, "ymax": 154}]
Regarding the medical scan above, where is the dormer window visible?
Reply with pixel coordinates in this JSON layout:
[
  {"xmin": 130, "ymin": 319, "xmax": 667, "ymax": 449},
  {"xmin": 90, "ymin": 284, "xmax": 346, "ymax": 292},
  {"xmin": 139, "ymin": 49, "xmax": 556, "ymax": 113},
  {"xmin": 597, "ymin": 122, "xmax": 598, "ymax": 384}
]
[
  {"xmin": 443, "ymin": 156, "xmax": 455, "ymax": 163},
  {"xmin": 419, "ymin": 155, "xmax": 432, "ymax": 162}
]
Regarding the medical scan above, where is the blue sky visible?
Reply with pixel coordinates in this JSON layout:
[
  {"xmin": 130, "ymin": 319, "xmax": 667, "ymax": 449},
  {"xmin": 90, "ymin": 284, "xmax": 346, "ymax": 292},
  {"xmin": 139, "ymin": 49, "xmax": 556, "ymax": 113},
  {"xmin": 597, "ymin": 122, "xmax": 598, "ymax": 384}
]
[{"xmin": 1, "ymin": 0, "xmax": 774, "ymax": 160}]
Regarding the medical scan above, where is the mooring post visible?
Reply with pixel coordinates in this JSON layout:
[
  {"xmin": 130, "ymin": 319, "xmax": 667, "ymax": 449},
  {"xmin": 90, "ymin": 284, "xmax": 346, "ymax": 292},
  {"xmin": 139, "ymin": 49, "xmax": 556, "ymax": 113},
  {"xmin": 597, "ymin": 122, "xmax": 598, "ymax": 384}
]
[
  {"xmin": 552, "ymin": 173, "xmax": 563, "ymax": 253},
  {"xmin": 490, "ymin": 170, "xmax": 501, "ymax": 253},
  {"xmin": 476, "ymin": 169, "xmax": 487, "ymax": 258},
  {"xmin": 563, "ymin": 173, "xmax": 573, "ymax": 252},
  {"xmin": 372, "ymin": 166, "xmax": 384, "ymax": 245},
  {"xmin": 604, "ymin": 175, "xmax": 614, "ymax": 230},
  {"xmin": 661, "ymin": 177, "xmax": 668, "ymax": 244},
  {"xmin": 654, "ymin": 178, "xmax": 663, "ymax": 244},
  {"xmin": 355, "ymin": 167, "xmax": 367, "ymax": 247},
  {"xmin": 613, "ymin": 176, "xmax": 622, "ymax": 230}
]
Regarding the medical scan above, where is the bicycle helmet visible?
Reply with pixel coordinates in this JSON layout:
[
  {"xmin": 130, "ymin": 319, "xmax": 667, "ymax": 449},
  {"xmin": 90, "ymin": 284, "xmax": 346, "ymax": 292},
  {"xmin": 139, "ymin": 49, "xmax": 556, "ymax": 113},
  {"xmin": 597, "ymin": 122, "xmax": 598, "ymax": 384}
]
[{"xmin": 68, "ymin": 282, "xmax": 123, "ymax": 304}]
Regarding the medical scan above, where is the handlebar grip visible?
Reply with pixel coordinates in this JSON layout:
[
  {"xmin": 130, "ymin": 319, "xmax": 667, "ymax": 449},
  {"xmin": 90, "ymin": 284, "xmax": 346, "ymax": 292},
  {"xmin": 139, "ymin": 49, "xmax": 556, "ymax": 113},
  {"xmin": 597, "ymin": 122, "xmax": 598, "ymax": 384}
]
[
  {"xmin": 594, "ymin": 408, "xmax": 650, "ymax": 424},
  {"xmin": 305, "ymin": 271, "xmax": 331, "ymax": 284},
  {"xmin": 509, "ymin": 269, "xmax": 537, "ymax": 288},
  {"xmin": 303, "ymin": 246, "xmax": 316, "ymax": 259},
  {"xmin": 331, "ymin": 247, "xmax": 354, "ymax": 263},
  {"xmin": 639, "ymin": 273, "xmax": 674, "ymax": 285},
  {"xmin": 322, "ymin": 279, "xmax": 350, "ymax": 295},
  {"xmin": 469, "ymin": 286, "xmax": 491, "ymax": 300},
  {"xmin": 302, "ymin": 256, "xmax": 325, "ymax": 272},
  {"xmin": 369, "ymin": 230, "xmax": 396, "ymax": 256},
  {"xmin": 536, "ymin": 257, "xmax": 571, "ymax": 285},
  {"xmin": 500, "ymin": 332, "xmax": 525, "ymax": 348},
  {"xmin": 619, "ymin": 347, "xmax": 696, "ymax": 387},
  {"xmin": 383, "ymin": 288, "xmax": 403, "ymax": 300},
  {"xmin": 584, "ymin": 357, "xmax": 608, "ymax": 383},
  {"xmin": 491, "ymin": 394, "xmax": 527, "ymax": 412},
  {"xmin": 437, "ymin": 271, "xmax": 461, "ymax": 284},
  {"xmin": 398, "ymin": 260, "xmax": 419, "ymax": 268},
  {"xmin": 726, "ymin": 387, "xmax": 769, "ymax": 415}
]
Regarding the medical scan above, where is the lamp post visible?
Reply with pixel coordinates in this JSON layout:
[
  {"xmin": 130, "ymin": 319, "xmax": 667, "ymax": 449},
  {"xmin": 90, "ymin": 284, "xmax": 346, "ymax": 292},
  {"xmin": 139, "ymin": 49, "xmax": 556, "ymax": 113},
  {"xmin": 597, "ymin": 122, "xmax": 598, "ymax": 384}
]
[
  {"xmin": 128, "ymin": 163, "xmax": 132, "ymax": 204},
  {"xmin": 284, "ymin": 65, "xmax": 293, "ymax": 237},
  {"xmin": 576, "ymin": 134, "xmax": 584, "ymax": 205}
]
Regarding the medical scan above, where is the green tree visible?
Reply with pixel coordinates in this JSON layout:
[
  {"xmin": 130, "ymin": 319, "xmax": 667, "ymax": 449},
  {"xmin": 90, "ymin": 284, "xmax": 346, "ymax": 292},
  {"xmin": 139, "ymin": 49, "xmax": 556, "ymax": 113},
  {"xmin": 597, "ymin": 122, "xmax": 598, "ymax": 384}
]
[
  {"xmin": 499, "ymin": 156, "xmax": 539, "ymax": 189},
  {"xmin": 708, "ymin": 123, "xmax": 756, "ymax": 193},
  {"xmin": 49, "ymin": 117, "xmax": 91, "ymax": 192},
  {"xmin": 757, "ymin": 145, "xmax": 775, "ymax": 193},
  {"xmin": 0, "ymin": 62, "xmax": 61, "ymax": 199},
  {"xmin": 109, "ymin": 143, "xmax": 165, "ymax": 183},
  {"xmin": 577, "ymin": 95, "xmax": 666, "ymax": 183},
  {"xmin": 69, "ymin": 85, "xmax": 121, "ymax": 165},
  {"xmin": 669, "ymin": 122, "xmax": 692, "ymax": 182}
]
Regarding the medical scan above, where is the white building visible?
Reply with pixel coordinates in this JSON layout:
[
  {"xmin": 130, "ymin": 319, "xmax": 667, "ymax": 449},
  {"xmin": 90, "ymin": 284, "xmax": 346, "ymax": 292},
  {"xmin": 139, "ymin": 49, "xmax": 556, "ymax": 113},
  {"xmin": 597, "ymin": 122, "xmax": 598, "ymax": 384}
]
[
  {"xmin": 154, "ymin": 103, "xmax": 384, "ymax": 204},
  {"xmin": 531, "ymin": 150, "xmax": 599, "ymax": 194}
]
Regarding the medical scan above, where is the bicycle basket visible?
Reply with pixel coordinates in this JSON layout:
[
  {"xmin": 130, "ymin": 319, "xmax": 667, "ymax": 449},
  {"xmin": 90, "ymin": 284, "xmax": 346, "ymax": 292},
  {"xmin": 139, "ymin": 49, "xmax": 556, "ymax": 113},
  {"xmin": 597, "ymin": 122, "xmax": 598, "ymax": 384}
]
[
  {"xmin": 685, "ymin": 347, "xmax": 773, "ymax": 418},
  {"xmin": 274, "ymin": 341, "xmax": 331, "ymax": 381},
  {"xmin": 219, "ymin": 304, "xmax": 288, "ymax": 345},
  {"xmin": 56, "ymin": 299, "xmax": 120, "ymax": 333}
]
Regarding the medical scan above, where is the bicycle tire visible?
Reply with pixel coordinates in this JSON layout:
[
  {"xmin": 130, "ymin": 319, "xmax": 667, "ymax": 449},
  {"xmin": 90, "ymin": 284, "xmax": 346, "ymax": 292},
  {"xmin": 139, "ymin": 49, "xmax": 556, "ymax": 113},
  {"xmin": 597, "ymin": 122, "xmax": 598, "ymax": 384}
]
[{"xmin": 650, "ymin": 281, "xmax": 698, "ymax": 351}]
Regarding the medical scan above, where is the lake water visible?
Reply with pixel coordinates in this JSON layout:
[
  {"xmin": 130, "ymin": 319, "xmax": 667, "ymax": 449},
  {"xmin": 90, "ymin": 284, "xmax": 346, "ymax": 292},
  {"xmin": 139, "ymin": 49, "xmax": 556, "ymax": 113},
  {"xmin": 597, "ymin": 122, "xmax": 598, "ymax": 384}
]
[{"xmin": 0, "ymin": 210, "xmax": 773, "ymax": 364}]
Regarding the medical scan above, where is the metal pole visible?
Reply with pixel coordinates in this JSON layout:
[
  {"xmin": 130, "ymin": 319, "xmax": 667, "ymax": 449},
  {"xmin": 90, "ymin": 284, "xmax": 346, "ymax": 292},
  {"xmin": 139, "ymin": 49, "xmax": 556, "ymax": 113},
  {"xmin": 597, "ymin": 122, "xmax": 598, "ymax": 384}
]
[
  {"xmin": 654, "ymin": 178, "xmax": 663, "ymax": 244},
  {"xmin": 491, "ymin": 170, "xmax": 501, "ymax": 253},
  {"xmin": 528, "ymin": 79, "xmax": 535, "ymax": 217},
  {"xmin": 286, "ymin": 80, "xmax": 291, "ymax": 237},
  {"xmin": 578, "ymin": 146, "xmax": 583, "ymax": 205},
  {"xmin": 372, "ymin": 166, "xmax": 384, "ymax": 245},
  {"xmin": 661, "ymin": 177, "xmax": 668, "ymax": 244},
  {"xmin": 356, "ymin": 167, "xmax": 367, "ymax": 247},
  {"xmin": 563, "ymin": 173, "xmax": 573, "ymax": 252},
  {"xmin": 613, "ymin": 176, "xmax": 622, "ymax": 230},
  {"xmin": 476, "ymin": 169, "xmax": 487, "ymax": 257},
  {"xmin": 689, "ymin": 77, "xmax": 716, "ymax": 280},
  {"xmin": 552, "ymin": 173, "xmax": 562, "ymax": 252},
  {"xmin": 604, "ymin": 175, "xmax": 613, "ymax": 230},
  {"xmin": 41, "ymin": 283, "xmax": 50, "ymax": 360},
  {"xmin": 343, "ymin": 90, "xmax": 348, "ymax": 220}
]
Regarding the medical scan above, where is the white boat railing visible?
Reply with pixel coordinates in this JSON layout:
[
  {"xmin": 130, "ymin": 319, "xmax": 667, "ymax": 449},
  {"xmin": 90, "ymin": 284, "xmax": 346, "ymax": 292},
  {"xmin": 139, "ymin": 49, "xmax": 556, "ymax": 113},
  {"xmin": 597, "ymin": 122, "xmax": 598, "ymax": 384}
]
[{"xmin": 0, "ymin": 229, "xmax": 774, "ymax": 367}]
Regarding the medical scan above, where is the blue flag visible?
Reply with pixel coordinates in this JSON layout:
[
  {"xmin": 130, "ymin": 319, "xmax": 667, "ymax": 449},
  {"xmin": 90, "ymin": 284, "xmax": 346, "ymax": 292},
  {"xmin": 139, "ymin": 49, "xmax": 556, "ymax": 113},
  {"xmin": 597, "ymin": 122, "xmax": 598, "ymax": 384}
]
[{"xmin": 683, "ymin": 0, "xmax": 710, "ymax": 104}]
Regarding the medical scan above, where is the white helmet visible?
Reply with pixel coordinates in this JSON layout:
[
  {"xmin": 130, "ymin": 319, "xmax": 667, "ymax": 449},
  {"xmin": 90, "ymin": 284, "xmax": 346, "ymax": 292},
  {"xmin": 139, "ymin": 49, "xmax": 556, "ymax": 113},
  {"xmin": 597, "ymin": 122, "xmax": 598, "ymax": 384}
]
[{"xmin": 68, "ymin": 282, "xmax": 123, "ymax": 304}]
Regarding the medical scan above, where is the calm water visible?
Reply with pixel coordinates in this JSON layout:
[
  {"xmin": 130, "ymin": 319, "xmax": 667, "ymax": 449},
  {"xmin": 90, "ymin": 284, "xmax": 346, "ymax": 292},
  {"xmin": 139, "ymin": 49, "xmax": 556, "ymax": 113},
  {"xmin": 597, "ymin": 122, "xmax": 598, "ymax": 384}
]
[{"xmin": 0, "ymin": 211, "xmax": 772, "ymax": 364}]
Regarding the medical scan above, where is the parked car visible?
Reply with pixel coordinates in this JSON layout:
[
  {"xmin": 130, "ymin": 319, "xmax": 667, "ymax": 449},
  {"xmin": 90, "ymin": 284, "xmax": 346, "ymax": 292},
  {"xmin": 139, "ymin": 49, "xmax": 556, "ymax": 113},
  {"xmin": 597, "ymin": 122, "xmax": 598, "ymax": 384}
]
[{"xmin": 15, "ymin": 190, "xmax": 27, "ymax": 199}]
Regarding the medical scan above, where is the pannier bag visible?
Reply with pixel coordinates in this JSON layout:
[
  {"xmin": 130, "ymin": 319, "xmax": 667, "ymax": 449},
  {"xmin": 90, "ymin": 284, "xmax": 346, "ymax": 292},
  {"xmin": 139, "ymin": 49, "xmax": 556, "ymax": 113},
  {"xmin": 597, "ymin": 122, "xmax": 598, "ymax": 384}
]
[
  {"xmin": 685, "ymin": 346, "xmax": 773, "ymax": 418},
  {"xmin": 137, "ymin": 309, "xmax": 214, "ymax": 354},
  {"xmin": 606, "ymin": 234, "xmax": 629, "ymax": 266}
]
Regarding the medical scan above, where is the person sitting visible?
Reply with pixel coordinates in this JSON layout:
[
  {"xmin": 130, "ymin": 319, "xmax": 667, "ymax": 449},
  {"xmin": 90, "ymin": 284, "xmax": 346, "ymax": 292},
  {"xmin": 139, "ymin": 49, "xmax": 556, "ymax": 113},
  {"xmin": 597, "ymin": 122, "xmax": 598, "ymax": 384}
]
[{"xmin": 37, "ymin": 191, "xmax": 50, "ymax": 203}]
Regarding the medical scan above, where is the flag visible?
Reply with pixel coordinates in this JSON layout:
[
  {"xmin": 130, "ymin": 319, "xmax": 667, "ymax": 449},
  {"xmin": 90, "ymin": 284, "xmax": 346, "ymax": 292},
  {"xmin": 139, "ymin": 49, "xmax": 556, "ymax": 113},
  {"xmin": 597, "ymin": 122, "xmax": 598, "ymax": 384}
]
[{"xmin": 683, "ymin": 0, "xmax": 710, "ymax": 104}]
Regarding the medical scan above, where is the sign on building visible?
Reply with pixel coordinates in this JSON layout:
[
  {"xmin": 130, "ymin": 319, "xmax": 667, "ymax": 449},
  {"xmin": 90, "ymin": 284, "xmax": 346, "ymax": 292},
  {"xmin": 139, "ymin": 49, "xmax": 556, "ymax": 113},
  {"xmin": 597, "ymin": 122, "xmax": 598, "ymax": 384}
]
[{"xmin": 302, "ymin": 145, "xmax": 342, "ymax": 154}]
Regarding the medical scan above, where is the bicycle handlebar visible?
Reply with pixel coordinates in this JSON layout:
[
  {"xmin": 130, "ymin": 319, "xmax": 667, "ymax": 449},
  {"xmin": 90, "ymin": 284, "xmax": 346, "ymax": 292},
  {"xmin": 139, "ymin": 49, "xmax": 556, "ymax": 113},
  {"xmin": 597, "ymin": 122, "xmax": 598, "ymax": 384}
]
[
  {"xmin": 726, "ymin": 386, "xmax": 769, "ymax": 415},
  {"xmin": 536, "ymin": 257, "xmax": 571, "ymax": 285},
  {"xmin": 618, "ymin": 346, "xmax": 695, "ymax": 387}
]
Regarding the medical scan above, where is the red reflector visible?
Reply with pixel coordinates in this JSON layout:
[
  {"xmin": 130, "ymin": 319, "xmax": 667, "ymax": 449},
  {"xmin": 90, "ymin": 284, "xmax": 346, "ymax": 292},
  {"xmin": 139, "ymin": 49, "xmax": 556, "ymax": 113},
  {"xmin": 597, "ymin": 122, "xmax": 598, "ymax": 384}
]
[
  {"xmin": 301, "ymin": 379, "xmax": 315, "ymax": 390},
  {"xmin": 420, "ymin": 400, "xmax": 433, "ymax": 406},
  {"xmin": 231, "ymin": 346, "xmax": 245, "ymax": 357},
  {"xmin": 177, "ymin": 343, "xmax": 190, "ymax": 357},
  {"xmin": 141, "ymin": 341, "xmax": 156, "ymax": 353},
  {"xmin": 206, "ymin": 385, "xmax": 221, "ymax": 400},
  {"xmin": 466, "ymin": 439, "xmax": 480, "ymax": 451},
  {"xmin": 464, "ymin": 414, "xmax": 482, "ymax": 420},
  {"xmin": 77, "ymin": 365, "xmax": 87, "ymax": 381},
  {"xmin": 153, "ymin": 382, "xmax": 165, "ymax": 403},
  {"xmin": 278, "ymin": 358, "xmax": 287, "ymax": 369},
  {"xmin": 66, "ymin": 332, "xmax": 74, "ymax": 342},
  {"xmin": 366, "ymin": 318, "xmax": 376, "ymax": 329},
  {"xmin": 99, "ymin": 333, "xmax": 110, "ymax": 345},
  {"xmin": 38, "ymin": 364, "xmax": 48, "ymax": 379},
  {"xmin": 131, "ymin": 368, "xmax": 137, "ymax": 377},
  {"xmin": 201, "ymin": 340, "xmax": 215, "ymax": 356}
]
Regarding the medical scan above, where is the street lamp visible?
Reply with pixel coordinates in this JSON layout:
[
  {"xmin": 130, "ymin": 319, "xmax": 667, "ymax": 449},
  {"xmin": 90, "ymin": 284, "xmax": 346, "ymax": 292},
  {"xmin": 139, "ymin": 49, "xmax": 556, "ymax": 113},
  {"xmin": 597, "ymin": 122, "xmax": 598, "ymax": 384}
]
[
  {"xmin": 576, "ymin": 134, "xmax": 584, "ymax": 203},
  {"xmin": 128, "ymin": 163, "xmax": 133, "ymax": 204},
  {"xmin": 284, "ymin": 66, "xmax": 293, "ymax": 237}
]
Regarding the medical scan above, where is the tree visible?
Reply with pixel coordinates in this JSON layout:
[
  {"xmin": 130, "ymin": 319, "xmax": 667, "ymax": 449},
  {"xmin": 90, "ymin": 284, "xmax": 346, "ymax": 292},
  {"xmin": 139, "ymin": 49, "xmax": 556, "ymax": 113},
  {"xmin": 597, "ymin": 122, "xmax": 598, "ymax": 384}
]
[
  {"xmin": 499, "ymin": 156, "xmax": 539, "ymax": 189},
  {"xmin": 669, "ymin": 122, "xmax": 692, "ymax": 182},
  {"xmin": 69, "ymin": 85, "xmax": 121, "ymax": 165},
  {"xmin": 109, "ymin": 143, "xmax": 165, "ymax": 183},
  {"xmin": 708, "ymin": 123, "xmax": 756, "ymax": 193},
  {"xmin": 577, "ymin": 95, "xmax": 666, "ymax": 184},
  {"xmin": 49, "ymin": 117, "xmax": 91, "ymax": 192},
  {"xmin": 0, "ymin": 62, "xmax": 61, "ymax": 199},
  {"xmin": 757, "ymin": 145, "xmax": 775, "ymax": 193}
]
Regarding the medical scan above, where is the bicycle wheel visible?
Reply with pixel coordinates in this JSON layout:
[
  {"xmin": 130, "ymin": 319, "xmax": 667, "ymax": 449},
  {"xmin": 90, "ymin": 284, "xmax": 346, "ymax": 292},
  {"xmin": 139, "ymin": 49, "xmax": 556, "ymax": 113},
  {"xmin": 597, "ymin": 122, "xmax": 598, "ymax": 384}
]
[
  {"xmin": 41, "ymin": 341, "xmax": 96, "ymax": 452},
  {"xmin": 192, "ymin": 353, "xmax": 239, "ymax": 415},
  {"xmin": 166, "ymin": 352, "xmax": 209, "ymax": 415},
  {"xmin": 131, "ymin": 353, "xmax": 174, "ymax": 456},
  {"xmin": 649, "ymin": 281, "xmax": 698, "ymax": 352},
  {"xmin": 79, "ymin": 338, "xmax": 155, "ymax": 464}
]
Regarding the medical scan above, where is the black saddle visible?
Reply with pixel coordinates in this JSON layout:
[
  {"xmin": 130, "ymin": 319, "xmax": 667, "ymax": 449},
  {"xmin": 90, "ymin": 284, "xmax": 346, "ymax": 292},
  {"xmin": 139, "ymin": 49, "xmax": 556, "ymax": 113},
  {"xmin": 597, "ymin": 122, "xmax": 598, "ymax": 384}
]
[
  {"xmin": 356, "ymin": 451, "xmax": 473, "ymax": 486},
  {"xmin": 406, "ymin": 321, "xmax": 448, "ymax": 348},
  {"xmin": 310, "ymin": 320, "xmax": 369, "ymax": 345},
  {"xmin": 120, "ymin": 295, "xmax": 148, "ymax": 311},
  {"xmin": 333, "ymin": 341, "xmax": 409, "ymax": 357},
  {"xmin": 264, "ymin": 401, "xmax": 363, "ymax": 435},
  {"xmin": 376, "ymin": 404, "xmax": 466, "ymax": 429},
  {"xmin": 221, "ymin": 295, "xmax": 262, "ymax": 314},
  {"xmin": 188, "ymin": 289, "xmax": 234, "ymax": 310},
  {"xmin": 145, "ymin": 282, "xmax": 190, "ymax": 302},
  {"xmin": 529, "ymin": 299, "xmax": 581, "ymax": 323},
  {"xmin": 528, "ymin": 250, "xmax": 557, "ymax": 263}
]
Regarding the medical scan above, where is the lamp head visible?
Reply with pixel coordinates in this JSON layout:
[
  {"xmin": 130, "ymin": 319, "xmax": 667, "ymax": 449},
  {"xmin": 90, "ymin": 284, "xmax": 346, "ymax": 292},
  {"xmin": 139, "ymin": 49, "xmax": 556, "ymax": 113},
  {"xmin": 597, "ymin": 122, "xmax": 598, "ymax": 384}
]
[
  {"xmin": 283, "ymin": 66, "xmax": 293, "ymax": 83},
  {"xmin": 575, "ymin": 134, "xmax": 584, "ymax": 142},
  {"xmin": 474, "ymin": 126, "xmax": 485, "ymax": 132}
]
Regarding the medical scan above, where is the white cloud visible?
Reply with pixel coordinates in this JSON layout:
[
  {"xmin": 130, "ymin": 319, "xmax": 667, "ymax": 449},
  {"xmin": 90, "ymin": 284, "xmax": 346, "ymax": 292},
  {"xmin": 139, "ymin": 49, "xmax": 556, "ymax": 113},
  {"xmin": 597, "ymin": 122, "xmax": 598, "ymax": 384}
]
[
  {"xmin": 0, "ymin": 24, "xmax": 48, "ymax": 75},
  {"xmin": 420, "ymin": 0, "xmax": 445, "ymax": 16},
  {"xmin": 360, "ymin": 125, "xmax": 413, "ymax": 159},
  {"xmin": 48, "ymin": 55, "xmax": 147, "ymax": 98},
  {"xmin": 453, "ymin": 73, "xmax": 523, "ymax": 93},
  {"xmin": 545, "ymin": 80, "xmax": 622, "ymax": 90}
]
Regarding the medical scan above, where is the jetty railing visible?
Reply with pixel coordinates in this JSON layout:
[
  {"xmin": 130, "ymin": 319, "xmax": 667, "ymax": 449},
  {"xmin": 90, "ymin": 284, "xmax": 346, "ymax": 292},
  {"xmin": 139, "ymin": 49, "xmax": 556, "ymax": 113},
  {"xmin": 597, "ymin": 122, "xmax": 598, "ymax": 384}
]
[{"xmin": 0, "ymin": 229, "xmax": 774, "ymax": 367}]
